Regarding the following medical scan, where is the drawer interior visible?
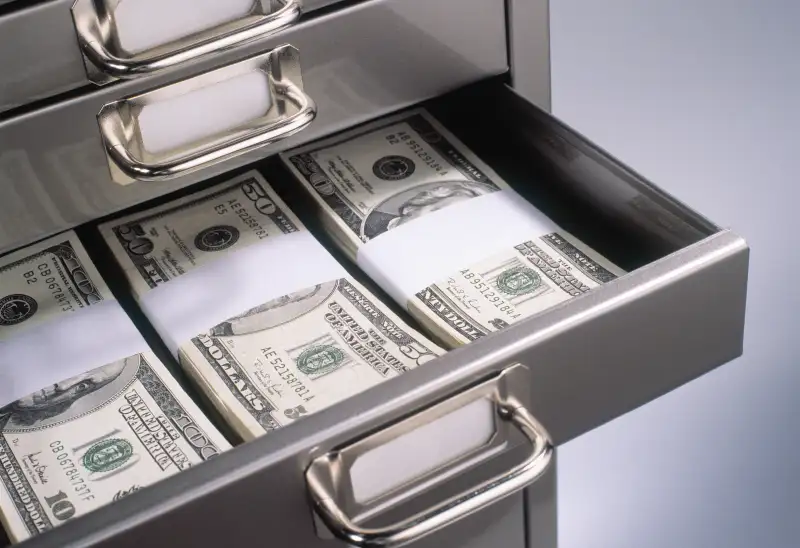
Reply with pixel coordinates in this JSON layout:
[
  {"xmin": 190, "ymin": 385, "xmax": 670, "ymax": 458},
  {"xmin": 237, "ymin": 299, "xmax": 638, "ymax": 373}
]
[
  {"xmin": 78, "ymin": 74, "xmax": 721, "ymax": 310},
  {"xmin": 428, "ymin": 79, "xmax": 717, "ymax": 267},
  {"xmin": 1, "ymin": 76, "xmax": 735, "ymax": 547},
  {"xmin": 269, "ymin": 77, "xmax": 718, "ymax": 275},
  {"xmin": 70, "ymin": 76, "xmax": 723, "ymax": 405}
]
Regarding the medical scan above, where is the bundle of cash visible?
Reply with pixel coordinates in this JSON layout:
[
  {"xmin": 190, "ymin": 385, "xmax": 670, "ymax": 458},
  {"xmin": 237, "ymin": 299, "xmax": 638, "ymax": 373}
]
[
  {"xmin": 0, "ymin": 232, "xmax": 110, "ymax": 343},
  {"xmin": 99, "ymin": 171, "xmax": 444, "ymax": 442},
  {"xmin": 281, "ymin": 108, "xmax": 625, "ymax": 348},
  {"xmin": 0, "ymin": 233, "xmax": 230, "ymax": 543}
]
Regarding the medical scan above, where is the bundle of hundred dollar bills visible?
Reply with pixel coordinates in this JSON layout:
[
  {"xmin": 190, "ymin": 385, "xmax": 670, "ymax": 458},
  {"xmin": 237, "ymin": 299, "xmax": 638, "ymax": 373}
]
[
  {"xmin": 281, "ymin": 108, "xmax": 626, "ymax": 348},
  {"xmin": 0, "ymin": 232, "xmax": 229, "ymax": 543},
  {"xmin": 98, "ymin": 171, "xmax": 444, "ymax": 442}
]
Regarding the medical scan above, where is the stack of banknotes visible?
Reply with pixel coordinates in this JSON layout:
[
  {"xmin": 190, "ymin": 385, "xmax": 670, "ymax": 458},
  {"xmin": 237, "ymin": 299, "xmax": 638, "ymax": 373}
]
[
  {"xmin": 281, "ymin": 108, "xmax": 626, "ymax": 348},
  {"xmin": 98, "ymin": 171, "xmax": 445, "ymax": 442},
  {"xmin": 0, "ymin": 105, "xmax": 625, "ymax": 543},
  {"xmin": 0, "ymin": 232, "xmax": 230, "ymax": 543}
]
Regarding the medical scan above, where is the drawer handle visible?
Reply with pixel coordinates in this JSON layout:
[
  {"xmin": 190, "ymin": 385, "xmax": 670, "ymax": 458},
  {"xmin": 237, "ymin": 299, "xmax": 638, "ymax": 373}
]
[
  {"xmin": 97, "ymin": 45, "xmax": 316, "ymax": 184},
  {"xmin": 72, "ymin": 0, "xmax": 301, "ymax": 83},
  {"xmin": 306, "ymin": 367, "xmax": 553, "ymax": 547}
]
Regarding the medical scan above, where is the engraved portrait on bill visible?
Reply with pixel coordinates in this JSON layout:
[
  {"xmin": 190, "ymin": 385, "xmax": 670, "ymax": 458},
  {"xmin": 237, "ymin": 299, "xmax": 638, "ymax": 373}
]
[
  {"xmin": 280, "ymin": 107, "xmax": 627, "ymax": 349},
  {"xmin": 281, "ymin": 109, "xmax": 510, "ymax": 252},
  {"xmin": 182, "ymin": 277, "xmax": 443, "ymax": 438},
  {"xmin": 0, "ymin": 351, "xmax": 230, "ymax": 543},
  {"xmin": 362, "ymin": 181, "xmax": 498, "ymax": 240},
  {"xmin": 208, "ymin": 281, "xmax": 338, "ymax": 337},
  {"xmin": 0, "ymin": 358, "xmax": 133, "ymax": 430}
]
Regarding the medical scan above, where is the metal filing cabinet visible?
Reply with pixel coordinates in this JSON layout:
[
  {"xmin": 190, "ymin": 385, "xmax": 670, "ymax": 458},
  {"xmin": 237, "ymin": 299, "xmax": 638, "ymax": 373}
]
[{"xmin": 0, "ymin": 1, "xmax": 748, "ymax": 547}]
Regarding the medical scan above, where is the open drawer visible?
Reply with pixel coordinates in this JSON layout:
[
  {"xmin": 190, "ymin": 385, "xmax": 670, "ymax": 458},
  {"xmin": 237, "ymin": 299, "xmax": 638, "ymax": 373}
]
[{"xmin": 4, "ymin": 78, "xmax": 748, "ymax": 547}]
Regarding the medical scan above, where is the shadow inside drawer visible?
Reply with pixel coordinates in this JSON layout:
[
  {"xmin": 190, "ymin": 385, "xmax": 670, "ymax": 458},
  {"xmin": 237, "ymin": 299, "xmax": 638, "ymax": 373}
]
[
  {"xmin": 422, "ymin": 78, "xmax": 717, "ymax": 272},
  {"xmin": 264, "ymin": 75, "xmax": 718, "ymax": 277}
]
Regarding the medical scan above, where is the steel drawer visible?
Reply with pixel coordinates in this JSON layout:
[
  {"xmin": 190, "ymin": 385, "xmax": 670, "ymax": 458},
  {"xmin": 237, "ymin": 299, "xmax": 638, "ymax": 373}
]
[
  {"xmin": 0, "ymin": 0, "xmax": 507, "ymax": 255},
  {"xmin": 4, "ymin": 78, "xmax": 748, "ymax": 547},
  {"xmin": 0, "ymin": 0, "xmax": 357, "ymax": 115}
]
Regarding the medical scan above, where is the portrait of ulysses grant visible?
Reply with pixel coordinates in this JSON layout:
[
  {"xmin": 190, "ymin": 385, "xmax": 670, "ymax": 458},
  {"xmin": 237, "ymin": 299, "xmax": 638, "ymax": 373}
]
[
  {"xmin": 362, "ymin": 180, "xmax": 498, "ymax": 241},
  {"xmin": 0, "ymin": 358, "xmax": 135, "ymax": 431}
]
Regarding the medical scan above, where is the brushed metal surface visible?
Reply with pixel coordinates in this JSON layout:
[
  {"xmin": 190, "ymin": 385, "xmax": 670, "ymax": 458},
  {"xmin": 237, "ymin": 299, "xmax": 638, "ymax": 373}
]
[
  {"xmin": 98, "ymin": 45, "xmax": 316, "ymax": 184},
  {"xmin": 525, "ymin": 449, "xmax": 557, "ymax": 548},
  {"xmin": 16, "ymin": 82, "xmax": 748, "ymax": 548},
  {"xmin": 71, "ymin": 0, "xmax": 301, "ymax": 85},
  {"xmin": 508, "ymin": 0, "xmax": 552, "ymax": 111},
  {"xmin": 0, "ymin": 0, "xmax": 349, "ymax": 114},
  {"xmin": 0, "ymin": 1, "xmax": 88, "ymax": 113},
  {"xmin": 0, "ymin": 0, "xmax": 508, "ymax": 254}
]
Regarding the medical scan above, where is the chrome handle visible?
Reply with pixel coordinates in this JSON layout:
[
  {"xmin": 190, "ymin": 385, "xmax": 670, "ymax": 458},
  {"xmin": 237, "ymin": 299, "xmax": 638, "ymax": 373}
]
[
  {"xmin": 72, "ymin": 0, "xmax": 301, "ymax": 83},
  {"xmin": 307, "ymin": 387, "xmax": 553, "ymax": 548},
  {"xmin": 98, "ymin": 45, "xmax": 316, "ymax": 184}
]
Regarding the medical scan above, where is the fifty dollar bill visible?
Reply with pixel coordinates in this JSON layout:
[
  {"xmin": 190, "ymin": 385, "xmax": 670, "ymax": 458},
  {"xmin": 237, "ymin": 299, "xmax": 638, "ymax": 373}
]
[{"xmin": 99, "ymin": 171, "xmax": 444, "ymax": 441}]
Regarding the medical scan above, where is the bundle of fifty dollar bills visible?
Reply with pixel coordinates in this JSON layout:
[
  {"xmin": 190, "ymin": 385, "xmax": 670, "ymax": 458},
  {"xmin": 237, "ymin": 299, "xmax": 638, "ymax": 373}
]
[
  {"xmin": 0, "ymin": 233, "xmax": 229, "ymax": 543},
  {"xmin": 98, "ymin": 171, "xmax": 445, "ymax": 443},
  {"xmin": 281, "ymin": 108, "xmax": 626, "ymax": 349}
]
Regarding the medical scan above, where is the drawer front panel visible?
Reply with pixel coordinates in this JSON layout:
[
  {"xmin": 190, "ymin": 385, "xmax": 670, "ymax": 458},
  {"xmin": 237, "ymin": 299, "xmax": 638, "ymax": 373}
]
[
  {"xmin": 0, "ymin": 0, "xmax": 507, "ymax": 254},
  {"xmin": 17, "ymin": 81, "xmax": 748, "ymax": 547},
  {"xmin": 0, "ymin": 0, "xmax": 383, "ymax": 114},
  {"xmin": 525, "ymin": 449, "xmax": 558, "ymax": 548},
  {"xmin": 0, "ymin": 1, "xmax": 87, "ymax": 113}
]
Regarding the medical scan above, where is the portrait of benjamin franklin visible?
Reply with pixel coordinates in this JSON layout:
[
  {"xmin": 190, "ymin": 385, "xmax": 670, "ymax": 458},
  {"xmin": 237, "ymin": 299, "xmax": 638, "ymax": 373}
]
[
  {"xmin": 362, "ymin": 181, "xmax": 498, "ymax": 240},
  {"xmin": 0, "ymin": 358, "xmax": 136, "ymax": 431}
]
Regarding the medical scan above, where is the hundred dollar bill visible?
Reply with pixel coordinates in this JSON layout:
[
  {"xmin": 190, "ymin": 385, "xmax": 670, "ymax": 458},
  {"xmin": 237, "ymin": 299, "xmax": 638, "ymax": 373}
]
[
  {"xmin": 408, "ymin": 232, "xmax": 626, "ymax": 348},
  {"xmin": 281, "ymin": 108, "xmax": 512, "ymax": 259},
  {"xmin": 0, "ymin": 232, "xmax": 111, "ymax": 341},
  {"xmin": 180, "ymin": 276, "xmax": 442, "ymax": 440},
  {"xmin": 99, "ymin": 171, "xmax": 445, "ymax": 441},
  {"xmin": 98, "ymin": 172, "xmax": 303, "ymax": 296},
  {"xmin": 0, "ymin": 352, "xmax": 230, "ymax": 543}
]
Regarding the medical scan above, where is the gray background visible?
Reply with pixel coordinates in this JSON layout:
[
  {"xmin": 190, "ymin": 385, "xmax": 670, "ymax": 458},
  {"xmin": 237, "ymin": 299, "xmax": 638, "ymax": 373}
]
[{"xmin": 550, "ymin": 1, "xmax": 799, "ymax": 547}]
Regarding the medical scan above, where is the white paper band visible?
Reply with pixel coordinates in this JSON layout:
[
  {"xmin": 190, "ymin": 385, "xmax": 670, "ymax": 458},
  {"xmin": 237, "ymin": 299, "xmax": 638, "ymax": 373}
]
[
  {"xmin": 139, "ymin": 230, "xmax": 348, "ymax": 356},
  {"xmin": 0, "ymin": 300, "xmax": 147, "ymax": 408},
  {"xmin": 356, "ymin": 190, "xmax": 560, "ymax": 307}
]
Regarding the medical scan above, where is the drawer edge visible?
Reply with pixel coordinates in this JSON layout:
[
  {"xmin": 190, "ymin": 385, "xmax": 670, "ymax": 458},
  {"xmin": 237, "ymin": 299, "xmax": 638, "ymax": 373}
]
[
  {"xmin": 18, "ymin": 231, "xmax": 749, "ymax": 547},
  {"xmin": 520, "ymin": 229, "xmax": 750, "ymax": 443}
]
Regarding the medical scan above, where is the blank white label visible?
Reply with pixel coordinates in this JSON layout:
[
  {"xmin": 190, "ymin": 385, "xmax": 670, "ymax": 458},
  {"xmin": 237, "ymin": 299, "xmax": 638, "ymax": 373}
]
[
  {"xmin": 357, "ymin": 190, "xmax": 560, "ymax": 307},
  {"xmin": 138, "ymin": 70, "xmax": 272, "ymax": 155},
  {"xmin": 114, "ymin": 0, "xmax": 254, "ymax": 54},
  {"xmin": 349, "ymin": 398, "xmax": 496, "ymax": 503},
  {"xmin": 138, "ymin": 230, "xmax": 348, "ymax": 356},
  {"xmin": 0, "ymin": 300, "xmax": 146, "ymax": 408}
]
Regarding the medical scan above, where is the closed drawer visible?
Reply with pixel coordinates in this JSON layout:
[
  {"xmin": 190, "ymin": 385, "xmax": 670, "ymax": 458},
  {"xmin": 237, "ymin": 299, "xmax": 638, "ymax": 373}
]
[
  {"xmin": 0, "ymin": 0, "xmax": 357, "ymax": 114},
  {"xmin": 8, "ymin": 77, "xmax": 748, "ymax": 547},
  {"xmin": 0, "ymin": 0, "xmax": 507, "ymax": 255}
]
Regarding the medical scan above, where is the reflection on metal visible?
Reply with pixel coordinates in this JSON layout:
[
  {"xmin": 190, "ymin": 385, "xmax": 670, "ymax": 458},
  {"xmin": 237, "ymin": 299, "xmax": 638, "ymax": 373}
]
[
  {"xmin": 71, "ymin": 0, "xmax": 302, "ymax": 83},
  {"xmin": 97, "ymin": 44, "xmax": 316, "ymax": 185},
  {"xmin": 307, "ymin": 365, "xmax": 554, "ymax": 547}
]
